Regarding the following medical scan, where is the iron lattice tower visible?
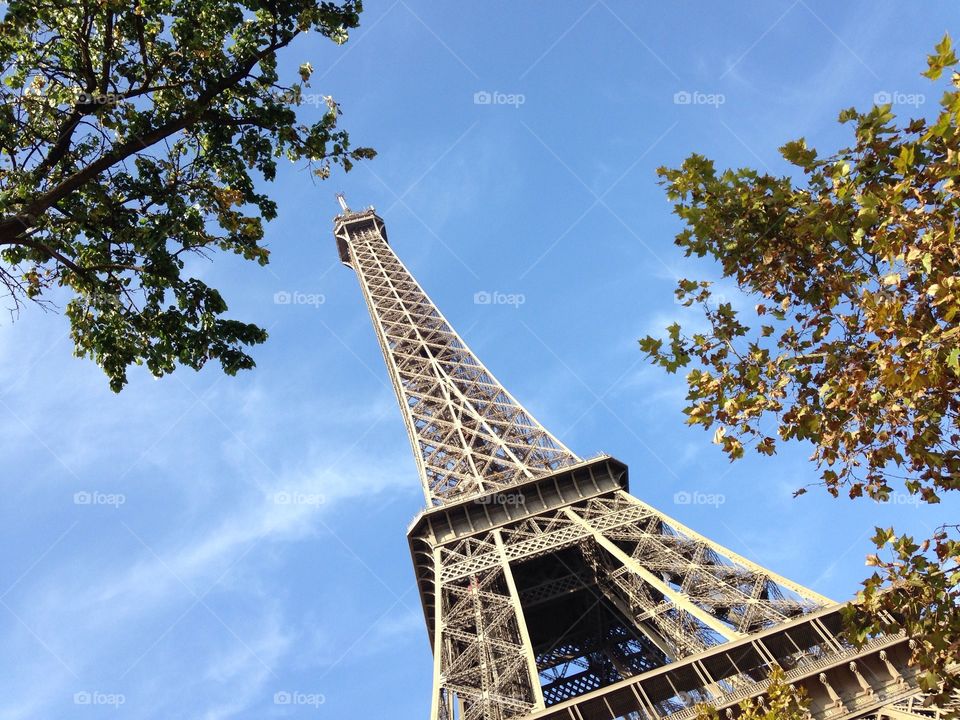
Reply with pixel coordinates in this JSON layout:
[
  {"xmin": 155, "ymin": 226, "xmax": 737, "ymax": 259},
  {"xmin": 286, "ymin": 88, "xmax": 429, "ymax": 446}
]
[{"xmin": 333, "ymin": 198, "xmax": 933, "ymax": 720}]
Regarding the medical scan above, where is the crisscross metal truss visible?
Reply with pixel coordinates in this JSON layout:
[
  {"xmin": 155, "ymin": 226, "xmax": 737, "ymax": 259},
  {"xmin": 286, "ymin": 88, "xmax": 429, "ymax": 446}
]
[
  {"xmin": 336, "ymin": 209, "xmax": 577, "ymax": 505},
  {"xmin": 421, "ymin": 492, "xmax": 831, "ymax": 719}
]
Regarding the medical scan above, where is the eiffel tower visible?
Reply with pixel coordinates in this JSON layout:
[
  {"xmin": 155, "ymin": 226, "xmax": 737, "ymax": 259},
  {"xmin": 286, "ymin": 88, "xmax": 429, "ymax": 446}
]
[{"xmin": 333, "ymin": 196, "xmax": 932, "ymax": 720}]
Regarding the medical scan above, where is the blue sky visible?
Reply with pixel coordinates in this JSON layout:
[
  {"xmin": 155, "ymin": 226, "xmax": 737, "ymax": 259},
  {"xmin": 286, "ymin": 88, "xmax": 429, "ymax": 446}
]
[{"xmin": 3, "ymin": 2, "xmax": 959, "ymax": 718}]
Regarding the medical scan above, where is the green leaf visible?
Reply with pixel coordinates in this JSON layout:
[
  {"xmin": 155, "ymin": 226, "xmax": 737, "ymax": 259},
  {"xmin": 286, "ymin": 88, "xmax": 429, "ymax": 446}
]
[
  {"xmin": 780, "ymin": 138, "xmax": 818, "ymax": 168},
  {"xmin": 924, "ymin": 33, "xmax": 958, "ymax": 80},
  {"xmin": 947, "ymin": 347, "xmax": 960, "ymax": 376}
]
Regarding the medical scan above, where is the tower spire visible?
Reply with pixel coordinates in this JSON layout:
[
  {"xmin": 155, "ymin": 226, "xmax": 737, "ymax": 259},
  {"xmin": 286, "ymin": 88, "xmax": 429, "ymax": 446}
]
[{"xmin": 334, "ymin": 203, "xmax": 577, "ymax": 505}]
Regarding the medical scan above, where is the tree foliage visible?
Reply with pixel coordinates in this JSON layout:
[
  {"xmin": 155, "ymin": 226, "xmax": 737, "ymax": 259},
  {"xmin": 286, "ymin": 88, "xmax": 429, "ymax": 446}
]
[
  {"xmin": 0, "ymin": 0, "xmax": 374, "ymax": 390},
  {"xmin": 642, "ymin": 35, "xmax": 960, "ymax": 704},
  {"xmin": 846, "ymin": 524, "xmax": 960, "ymax": 709},
  {"xmin": 694, "ymin": 666, "xmax": 810, "ymax": 720}
]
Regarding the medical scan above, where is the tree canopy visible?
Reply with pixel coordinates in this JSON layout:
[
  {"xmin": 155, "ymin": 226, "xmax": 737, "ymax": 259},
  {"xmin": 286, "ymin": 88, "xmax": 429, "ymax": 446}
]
[
  {"xmin": 642, "ymin": 35, "xmax": 960, "ymax": 708},
  {"xmin": 0, "ymin": 0, "xmax": 374, "ymax": 390}
]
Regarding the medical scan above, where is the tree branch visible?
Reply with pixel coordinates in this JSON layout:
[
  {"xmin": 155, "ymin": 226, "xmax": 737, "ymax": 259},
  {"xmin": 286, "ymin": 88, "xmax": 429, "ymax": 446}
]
[{"xmin": 0, "ymin": 35, "xmax": 296, "ymax": 244}]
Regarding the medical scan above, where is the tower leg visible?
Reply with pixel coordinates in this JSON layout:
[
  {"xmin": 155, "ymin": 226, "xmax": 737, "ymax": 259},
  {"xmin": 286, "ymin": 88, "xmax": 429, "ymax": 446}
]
[{"xmin": 429, "ymin": 529, "xmax": 543, "ymax": 720}]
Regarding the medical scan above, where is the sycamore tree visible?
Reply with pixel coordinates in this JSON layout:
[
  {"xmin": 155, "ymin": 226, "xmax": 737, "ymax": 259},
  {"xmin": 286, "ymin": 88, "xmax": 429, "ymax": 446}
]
[
  {"xmin": 0, "ymin": 0, "xmax": 374, "ymax": 390},
  {"xmin": 641, "ymin": 36, "xmax": 960, "ymax": 707}
]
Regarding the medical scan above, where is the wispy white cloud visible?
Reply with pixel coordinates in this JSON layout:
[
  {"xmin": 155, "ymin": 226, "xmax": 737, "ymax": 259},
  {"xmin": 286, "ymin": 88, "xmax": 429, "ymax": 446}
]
[{"xmin": 0, "ymin": 304, "xmax": 416, "ymax": 719}]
